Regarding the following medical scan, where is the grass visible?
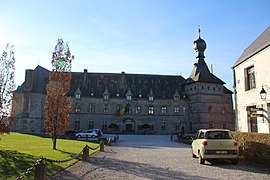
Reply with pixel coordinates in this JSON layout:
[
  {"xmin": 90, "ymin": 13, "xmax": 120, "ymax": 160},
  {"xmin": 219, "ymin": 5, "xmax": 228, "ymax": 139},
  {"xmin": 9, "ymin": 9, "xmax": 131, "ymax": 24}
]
[{"xmin": 0, "ymin": 132, "xmax": 100, "ymax": 180}]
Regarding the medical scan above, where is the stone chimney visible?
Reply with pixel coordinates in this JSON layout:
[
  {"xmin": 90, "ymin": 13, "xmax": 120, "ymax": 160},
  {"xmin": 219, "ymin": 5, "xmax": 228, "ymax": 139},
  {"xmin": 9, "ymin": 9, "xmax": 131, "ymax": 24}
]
[
  {"xmin": 24, "ymin": 69, "xmax": 34, "ymax": 92},
  {"xmin": 83, "ymin": 69, "xmax": 88, "ymax": 82}
]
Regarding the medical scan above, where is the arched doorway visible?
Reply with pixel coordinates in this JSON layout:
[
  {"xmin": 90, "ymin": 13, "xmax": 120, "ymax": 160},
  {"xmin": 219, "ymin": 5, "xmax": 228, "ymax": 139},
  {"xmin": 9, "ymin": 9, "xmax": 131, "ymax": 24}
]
[
  {"xmin": 123, "ymin": 119, "xmax": 134, "ymax": 133},
  {"xmin": 142, "ymin": 124, "xmax": 151, "ymax": 129},
  {"xmin": 141, "ymin": 123, "xmax": 152, "ymax": 134},
  {"xmin": 109, "ymin": 123, "xmax": 119, "ymax": 132}
]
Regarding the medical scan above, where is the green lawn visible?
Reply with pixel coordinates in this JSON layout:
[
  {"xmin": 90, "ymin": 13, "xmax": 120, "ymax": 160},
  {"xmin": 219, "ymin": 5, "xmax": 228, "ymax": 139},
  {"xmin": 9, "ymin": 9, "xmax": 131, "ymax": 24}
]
[{"xmin": 0, "ymin": 132, "xmax": 100, "ymax": 180}]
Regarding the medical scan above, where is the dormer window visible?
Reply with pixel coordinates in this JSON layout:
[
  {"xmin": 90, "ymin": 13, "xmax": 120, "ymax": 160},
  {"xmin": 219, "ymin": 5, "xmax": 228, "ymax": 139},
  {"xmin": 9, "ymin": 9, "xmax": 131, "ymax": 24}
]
[
  {"xmin": 75, "ymin": 94, "xmax": 80, "ymax": 100},
  {"xmin": 74, "ymin": 87, "xmax": 82, "ymax": 100},
  {"xmin": 148, "ymin": 88, "xmax": 154, "ymax": 102},
  {"xmin": 126, "ymin": 88, "xmax": 133, "ymax": 101},
  {"xmin": 103, "ymin": 87, "xmax": 110, "ymax": 100},
  {"xmin": 173, "ymin": 90, "xmax": 180, "ymax": 102},
  {"xmin": 104, "ymin": 94, "xmax": 109, "ymax": 100},
  {"xmin": 127, "ymin": 95, "xmax": 132, "ymax": 101}
]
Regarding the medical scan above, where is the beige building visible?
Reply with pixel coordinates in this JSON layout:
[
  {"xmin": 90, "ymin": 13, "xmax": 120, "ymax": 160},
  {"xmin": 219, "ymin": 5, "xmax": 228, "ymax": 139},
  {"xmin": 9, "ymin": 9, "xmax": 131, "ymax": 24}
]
[
  {"xmin": 12, "ymin": 30, "xmax": 234, "ymax": 134},
  {"xmin": 232, "ymin": 26, "xmax": 270, "ymax": 133}
]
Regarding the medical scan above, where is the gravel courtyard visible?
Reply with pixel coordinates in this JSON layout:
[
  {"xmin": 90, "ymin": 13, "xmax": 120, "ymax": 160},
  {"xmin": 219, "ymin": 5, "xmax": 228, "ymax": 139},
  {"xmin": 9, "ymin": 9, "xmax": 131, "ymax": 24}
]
[{"xmin": 50, "ymin": 135, "xmax": 270, "ymax": 180}]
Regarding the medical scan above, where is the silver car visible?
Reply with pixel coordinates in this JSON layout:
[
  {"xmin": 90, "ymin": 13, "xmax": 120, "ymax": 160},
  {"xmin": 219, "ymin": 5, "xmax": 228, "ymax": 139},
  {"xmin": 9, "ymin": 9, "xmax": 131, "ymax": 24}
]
[{"xmin": 76, "ymin": 130, "xmax": 98, "ymax": 139}]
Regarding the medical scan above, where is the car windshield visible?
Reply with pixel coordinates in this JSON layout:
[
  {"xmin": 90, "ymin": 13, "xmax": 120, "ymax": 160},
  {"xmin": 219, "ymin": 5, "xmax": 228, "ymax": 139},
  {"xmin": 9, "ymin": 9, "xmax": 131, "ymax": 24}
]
[{"xmin": 205, "ymin": 131, "xmax": 232, "ymax": 139}]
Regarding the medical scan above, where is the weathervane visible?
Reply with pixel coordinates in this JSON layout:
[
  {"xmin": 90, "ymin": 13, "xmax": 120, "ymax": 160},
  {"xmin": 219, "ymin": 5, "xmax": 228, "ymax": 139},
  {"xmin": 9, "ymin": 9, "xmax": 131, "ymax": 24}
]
[{"xmin": 198, "ymin": 25, "xmax": 201, "ymax": 37}]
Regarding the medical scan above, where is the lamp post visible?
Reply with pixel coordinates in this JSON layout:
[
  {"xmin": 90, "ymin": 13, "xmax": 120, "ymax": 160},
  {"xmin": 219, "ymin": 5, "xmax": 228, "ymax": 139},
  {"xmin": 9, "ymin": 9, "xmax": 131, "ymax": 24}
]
[{"xmin": 260, "ymin": 85, "xmax": 269, "ymax": 101}]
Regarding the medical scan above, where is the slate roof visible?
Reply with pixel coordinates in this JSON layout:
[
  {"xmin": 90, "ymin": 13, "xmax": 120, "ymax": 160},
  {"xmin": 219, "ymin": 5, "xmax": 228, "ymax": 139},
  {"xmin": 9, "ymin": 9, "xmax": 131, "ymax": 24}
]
[
  {"xmin": 233, "ymin": 26, "xmax": 270, "ymax": 68},
  {"xmin": 16, "ymin": 65, "xmax": 50, "ymax": 93},
  {"xmin": 185, "ymin": 59, "xmax": 225, "ymax": 85},
  {"xmin": 70, "ymin": 71, "xmax": 186, "ymax": 98},
  {"xmin": 16, "ymin": 66, "xmax": 186, "ymax": 98}
]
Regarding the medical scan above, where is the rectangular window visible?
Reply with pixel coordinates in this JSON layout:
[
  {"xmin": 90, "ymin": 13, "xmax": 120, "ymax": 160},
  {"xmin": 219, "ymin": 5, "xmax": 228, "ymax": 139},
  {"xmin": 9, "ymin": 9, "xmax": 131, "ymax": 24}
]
[
  {"xmin": 174, "ymin": 96, "xmax": 179, "ymax": 102},
  {"xmin": 135, "ymin": 105, "xmax": 141, "ymax": 114},
  {"xmin": 126, "ymin": 104, "xmax": 132, "ymax": 114},
  {"xmin": 102, "ymin": 121, "xmax": 107, "ymax": 131},
  {"xmin": 88, "ymin": 121, "xmax": 94, "ymax": 129},
  {"xmin": 127, "ymin": 95, "xmax": 132, "ymax": 101},
  {"xmin": 75, "ymin": 94, "xmax": 80, "ymax": 100},
  {"xmin": 182, "ymin": 107, "xmax": 187, "ymax": 114},
  {"xmin": 245, "ymin": 66, "xmax": 256, "ymax": 90},
  {"xmin": 148, "ymin": 105, "xmax": 154, "ymax": 115},
  {"xmin": 104, "ymin": 95, "xmax": 109, "ymax": 100},
  {"xmin": 161, "ymin": 106, "xmax": 167, "ymax": 114},
  {"xmin": 89, "ymin": 104, "xmax": 95, "ymax": 113},
  {"xmin": 174, "ymin": 107, "xmax": 180, "ymax": 114},
  {"xmin": 149, "ymin": 96, "xmax": 154, "ymax": 101},
  {"xmin": 74, "ymin": 121, "xmax": 80, "ymax": 131},
  {"xmin": 103, "ymin": 104, "xmax": 109, "ymax": 113},
  {"xmin": 175, "ymin": 122, "xmax": 180, "ymax": 131},
  {"xmin": 161, "ymin": 121, "xmax": 166, "ymax": 130}
]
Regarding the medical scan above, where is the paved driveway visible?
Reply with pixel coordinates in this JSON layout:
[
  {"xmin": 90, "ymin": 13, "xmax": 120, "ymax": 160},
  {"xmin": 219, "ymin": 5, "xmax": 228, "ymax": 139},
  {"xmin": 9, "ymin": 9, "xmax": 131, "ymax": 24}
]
[{"xmin": 50, "ymin": 135, "xmax": 270, "ymax": 180}]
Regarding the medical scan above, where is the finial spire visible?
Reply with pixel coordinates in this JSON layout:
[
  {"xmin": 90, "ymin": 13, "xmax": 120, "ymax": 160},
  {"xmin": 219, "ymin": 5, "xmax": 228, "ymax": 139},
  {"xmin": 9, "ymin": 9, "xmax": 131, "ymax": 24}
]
[{"xmin": 198, "ymin": 25, "xmax": 201, "ymax": 37}]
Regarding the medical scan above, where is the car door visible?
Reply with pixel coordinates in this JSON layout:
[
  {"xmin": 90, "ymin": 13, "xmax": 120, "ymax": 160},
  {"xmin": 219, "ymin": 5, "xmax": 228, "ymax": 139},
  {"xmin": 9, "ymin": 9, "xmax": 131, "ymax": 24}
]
[
  {"xmin": 192, "ymin": 131, "xmax": 204, "ymax": 156},
  {"xmin": 192, "ymin": 131, "xmax": 200, "ymax": 156}
]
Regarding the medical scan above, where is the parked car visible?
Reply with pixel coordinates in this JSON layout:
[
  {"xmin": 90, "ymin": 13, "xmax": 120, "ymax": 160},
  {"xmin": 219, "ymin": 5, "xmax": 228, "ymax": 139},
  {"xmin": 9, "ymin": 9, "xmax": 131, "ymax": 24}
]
[
  {"xmin": 89, "ymin": 129, "xmax": 103, "ymax": 136},
  {"xmin": 191, "ymin": 129, "xmax": 239, "ymax": 165},
  {"xmin": 75, "ymin": 130, "xmax": 99, "ymax": 139}
]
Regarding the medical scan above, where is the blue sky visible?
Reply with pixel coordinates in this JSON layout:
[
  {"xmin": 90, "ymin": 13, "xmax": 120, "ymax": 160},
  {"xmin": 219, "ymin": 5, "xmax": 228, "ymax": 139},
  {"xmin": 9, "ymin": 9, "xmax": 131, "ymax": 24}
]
[{"xmin": 0, "ymin": 0, "xmax": 269, "ymax": 90}]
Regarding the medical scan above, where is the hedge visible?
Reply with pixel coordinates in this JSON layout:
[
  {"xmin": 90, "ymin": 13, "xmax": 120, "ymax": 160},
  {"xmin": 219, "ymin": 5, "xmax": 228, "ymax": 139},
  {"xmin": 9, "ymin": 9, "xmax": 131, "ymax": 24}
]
[
  {"xmin": 179, "ymin": 131, "xmax": 270, "ymax": 166},
  {"xmin": 231, "ymin": 132, "xmax": 270, "ymax": 166}
]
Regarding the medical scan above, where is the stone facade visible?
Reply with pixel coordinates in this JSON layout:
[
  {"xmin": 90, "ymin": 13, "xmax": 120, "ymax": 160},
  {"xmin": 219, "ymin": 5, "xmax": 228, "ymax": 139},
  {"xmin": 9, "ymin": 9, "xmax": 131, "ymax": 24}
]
[
  {"xmin": 232, "ymin": 26, "xmax": 270, "ymax": 133},
  {"xmin": 11, "ymin": 30, "xmax": 234, "ymax": 134}
]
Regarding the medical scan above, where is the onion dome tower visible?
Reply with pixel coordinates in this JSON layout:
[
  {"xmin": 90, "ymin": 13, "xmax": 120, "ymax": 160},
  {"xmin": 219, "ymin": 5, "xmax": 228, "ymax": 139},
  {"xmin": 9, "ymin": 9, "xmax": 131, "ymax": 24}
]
[{"xmin": 186, "ymin": 26, "xmax": 224, "ymax": 84}]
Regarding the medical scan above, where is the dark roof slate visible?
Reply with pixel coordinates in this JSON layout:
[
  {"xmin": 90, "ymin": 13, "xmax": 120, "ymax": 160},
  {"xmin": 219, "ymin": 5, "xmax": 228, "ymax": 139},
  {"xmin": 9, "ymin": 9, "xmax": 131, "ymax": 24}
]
[
  {"xmin": 16, "ymin": 66, "xmax": 186, "ymax": 98},
  {"xmin": 16, "ymin": 65, "xmax": 50, "ymax": 93},
  {"xmin": 185, "ymin": 59, "xmax": 224, "ymax": 85},
  {"xmin": 233, "ymin": 26, "xmax": 270, "ymax": 68},
  {"xmin": 70, "ymin": 71, "xmax": 186, "ymax": 98}
]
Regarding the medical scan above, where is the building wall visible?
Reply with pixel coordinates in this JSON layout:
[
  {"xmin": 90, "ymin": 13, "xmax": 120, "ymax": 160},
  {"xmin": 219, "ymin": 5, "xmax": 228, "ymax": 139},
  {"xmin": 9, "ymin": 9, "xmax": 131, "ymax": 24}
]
[
  {"xmin": 234, "ymin": 46, "xmax": 270, "ymax": 133},
  {"xmin": 12, "ymin": 92, "xmax": 46, "ymax": 133},
  {"xmin": 68, "ymin": 95, "xmax": 190, "ymax": 134},
  {"xmin": 186, "ymin": 82, "xmax": 234, "ymax": 132}
]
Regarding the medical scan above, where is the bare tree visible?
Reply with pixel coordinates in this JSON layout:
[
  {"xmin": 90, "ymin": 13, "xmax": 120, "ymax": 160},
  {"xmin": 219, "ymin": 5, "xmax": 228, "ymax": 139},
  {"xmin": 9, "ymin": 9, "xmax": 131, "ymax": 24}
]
[
  {"xmin": 0, "ymin": 44, "xmax": 16, "ymax": 134},
  {"xmin": 44, "ymin": 39, "xmax": 74, "ymax": 149}
]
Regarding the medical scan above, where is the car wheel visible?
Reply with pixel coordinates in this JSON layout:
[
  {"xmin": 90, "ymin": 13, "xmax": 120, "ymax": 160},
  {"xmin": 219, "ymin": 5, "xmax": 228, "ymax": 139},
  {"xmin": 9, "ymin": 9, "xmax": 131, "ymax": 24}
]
[
  {"xmin": 91, "ymin": 135, "xmax": 96, "ymax": 138},
  {"xmin": 231, "ymin": 158, "xmax": 239, "ymax": 165},
  {"xmin": 191, "ymin": 147, "xmax": 196, "ymax": 158},
  {"xmin": 199, "ymin": 152, "xmax": 205, "ymax": 165},
  {"xmin": 77, "ymin": 135, "xmax": 82, "ymax": 138}
]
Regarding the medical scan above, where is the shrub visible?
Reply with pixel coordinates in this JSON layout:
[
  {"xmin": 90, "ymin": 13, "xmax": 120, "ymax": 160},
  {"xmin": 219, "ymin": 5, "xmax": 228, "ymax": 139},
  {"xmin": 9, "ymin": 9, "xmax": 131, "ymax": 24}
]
[{"xmin": 231, "ymin": 132, "xmax": 270, "ymax": 166}]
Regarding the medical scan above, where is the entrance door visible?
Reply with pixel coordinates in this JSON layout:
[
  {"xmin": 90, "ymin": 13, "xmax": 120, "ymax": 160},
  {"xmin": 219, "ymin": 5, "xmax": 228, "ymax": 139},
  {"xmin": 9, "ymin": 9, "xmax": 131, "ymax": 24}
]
[{"xmin": 125, "ymin": 124, "xmax": 132, "ymax": 133}]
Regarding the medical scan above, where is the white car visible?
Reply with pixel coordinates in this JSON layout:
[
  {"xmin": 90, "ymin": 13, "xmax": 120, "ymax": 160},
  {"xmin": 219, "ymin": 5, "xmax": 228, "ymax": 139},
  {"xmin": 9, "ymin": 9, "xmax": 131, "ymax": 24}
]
[
  {"xmin": 191, "ymin": 129, "xmax": 239, "ymax": 165},
  {"xmin": 76, "ymin": 130, "xmax": 98, "ymax": 139}
]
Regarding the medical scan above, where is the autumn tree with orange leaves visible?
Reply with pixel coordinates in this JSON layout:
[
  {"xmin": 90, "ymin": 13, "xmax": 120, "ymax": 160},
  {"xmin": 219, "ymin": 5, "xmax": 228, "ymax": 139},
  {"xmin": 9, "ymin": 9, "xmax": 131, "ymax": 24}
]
[
  {"xmin": 44, "ymin": 39, "xmax": 74, "ymax": 149},
  {"xmin": 0, "ymin": 44, "xmax": 16, "ymax": 134}
]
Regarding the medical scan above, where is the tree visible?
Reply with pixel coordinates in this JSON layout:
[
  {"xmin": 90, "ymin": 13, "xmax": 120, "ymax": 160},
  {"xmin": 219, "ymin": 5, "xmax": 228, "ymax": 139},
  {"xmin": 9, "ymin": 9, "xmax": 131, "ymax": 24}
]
[
  {"xmin": 0, "ymin": 44, "xmax": 16, "ymax": 134},
  {"xmin": 44, "ymin": 39, "xmax": 74, "ymax": 149}
]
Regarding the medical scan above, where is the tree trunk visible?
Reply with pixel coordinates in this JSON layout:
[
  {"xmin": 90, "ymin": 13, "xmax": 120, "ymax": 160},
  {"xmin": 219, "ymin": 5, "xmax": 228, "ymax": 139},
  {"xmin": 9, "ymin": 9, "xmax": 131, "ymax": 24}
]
[{"xmin": 53, "ymin": 136, "xmax": 57, "ymax": 150}]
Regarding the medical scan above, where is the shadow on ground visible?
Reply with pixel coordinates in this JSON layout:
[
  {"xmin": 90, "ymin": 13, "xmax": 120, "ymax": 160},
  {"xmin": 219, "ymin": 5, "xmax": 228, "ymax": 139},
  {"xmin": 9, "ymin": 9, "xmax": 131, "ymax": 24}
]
[{"xmin": 0, "ymin": 150, "xmax": 65, "ymax": 179}]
